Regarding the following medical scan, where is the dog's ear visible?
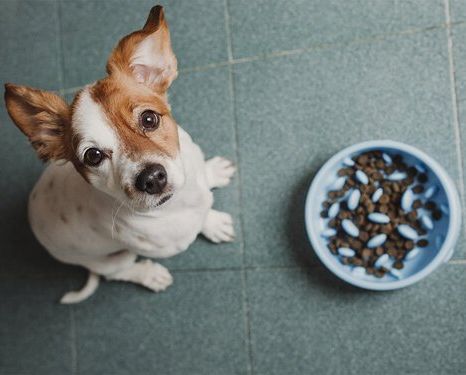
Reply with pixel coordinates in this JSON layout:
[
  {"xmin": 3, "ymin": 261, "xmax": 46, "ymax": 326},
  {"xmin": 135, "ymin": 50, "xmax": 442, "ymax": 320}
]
[
  {"xmin": 106, "ymin": 5, "xmax": 178, "ymax": 93},
  {"xmin": 4, "ymin": 83, "xmax": 70, "ymax": 161}
]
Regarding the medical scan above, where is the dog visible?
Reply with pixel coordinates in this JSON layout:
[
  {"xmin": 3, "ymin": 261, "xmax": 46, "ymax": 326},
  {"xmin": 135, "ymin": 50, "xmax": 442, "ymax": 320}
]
[{"xmin": 4, "ymin": 5, "xmax": 236, "ymax": 303}]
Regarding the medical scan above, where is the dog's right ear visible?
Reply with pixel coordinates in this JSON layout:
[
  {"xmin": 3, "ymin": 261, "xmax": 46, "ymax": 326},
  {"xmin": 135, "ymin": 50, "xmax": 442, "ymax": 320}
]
[{"xmin": 4, "ymin": 84, "xmax": 70, "ymax": 161}]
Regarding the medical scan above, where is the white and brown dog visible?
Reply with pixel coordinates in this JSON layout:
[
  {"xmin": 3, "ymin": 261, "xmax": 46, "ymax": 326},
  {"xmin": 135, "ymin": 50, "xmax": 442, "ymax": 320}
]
[{"xmin": 4, "ymin": 5, "xmax": 236, "ymax": 303}]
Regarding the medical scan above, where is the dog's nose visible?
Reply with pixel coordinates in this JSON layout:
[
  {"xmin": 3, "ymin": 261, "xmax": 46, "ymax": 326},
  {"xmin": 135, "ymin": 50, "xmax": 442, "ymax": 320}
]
[{"xmin": 135, "ymin": 164, "xmax": 167, "ymax": 195}]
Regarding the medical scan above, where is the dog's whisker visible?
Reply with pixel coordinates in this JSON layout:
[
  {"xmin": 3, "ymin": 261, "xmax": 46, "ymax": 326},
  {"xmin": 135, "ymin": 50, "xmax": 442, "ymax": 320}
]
[{"xmin": 111, "ymin": 198, "xmax": 126, "ymax": 239}]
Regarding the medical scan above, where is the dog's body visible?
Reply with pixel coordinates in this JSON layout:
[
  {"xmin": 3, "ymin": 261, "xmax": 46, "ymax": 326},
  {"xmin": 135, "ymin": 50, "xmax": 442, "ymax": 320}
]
[{"xmin": 4, "ymin": 6, "xmax": 235, "ymax": 302}]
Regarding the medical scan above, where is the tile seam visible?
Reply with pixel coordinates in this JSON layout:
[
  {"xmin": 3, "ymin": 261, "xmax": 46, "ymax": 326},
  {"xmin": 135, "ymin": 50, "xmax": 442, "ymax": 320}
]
[{"xmin": 224, "ymin": 1, "xmax": 254, "ymax": 374}]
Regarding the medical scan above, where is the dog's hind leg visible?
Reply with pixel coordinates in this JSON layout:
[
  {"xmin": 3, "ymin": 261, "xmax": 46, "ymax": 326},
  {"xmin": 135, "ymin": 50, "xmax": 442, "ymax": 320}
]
[
  {"xmin": 60, "ymin": 250, "xmax": 137, "ymax": 304},
  {"xmin": 104, "ymin": 259, "xmax": 173, "ymax": 292},
  {"xmin": 205, "ymin": 156, "xmax": 236, "ymax": 189}
]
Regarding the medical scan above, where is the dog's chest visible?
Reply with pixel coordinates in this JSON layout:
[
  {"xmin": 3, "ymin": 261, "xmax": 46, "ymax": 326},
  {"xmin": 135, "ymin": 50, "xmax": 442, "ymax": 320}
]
[{"xmin": 116, "ymin": 183, "xmax": 213, "ymax": 257}]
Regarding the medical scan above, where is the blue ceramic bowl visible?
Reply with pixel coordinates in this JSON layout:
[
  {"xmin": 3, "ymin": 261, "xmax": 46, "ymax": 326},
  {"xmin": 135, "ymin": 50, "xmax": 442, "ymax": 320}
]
[{"xmin": 305, "ymin": 140, "xmax": 461, "ymax": 290}]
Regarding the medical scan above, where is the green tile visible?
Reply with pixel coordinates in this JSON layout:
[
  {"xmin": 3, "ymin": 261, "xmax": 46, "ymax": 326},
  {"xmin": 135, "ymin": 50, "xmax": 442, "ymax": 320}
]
[
  {"xmin": 0, "ymin": 0, "xmax": 61, "ymax": 90},
  {"xmin": 60, "ymin": 0, "xmax": 228, "ymax": 89},
  {"xmin": 73, "ymin": 270, "xmax": 248, "ymax": 375},
  {"xmin": 0, "ymin": 276, "xmax": 73, "ymax": 374},
  {"xmin": 247, "ymin": 265, "xmax": 466, "ymax": 375},
  {"xmin": 228, "ymin": 0, "xmax": 445, "ymax": 59},
  {"xmin": 164, "ymin": 67, "xmax": 242, "ymax": 270},
  {"xmin": 452, "ymin": 25, "xmax": 466, "ymax": 101},
  {"xmin": 233, "ymin": 30, "xmax": 462, "ymax": 267},
  {"xmin": 450, "ymin": 0, "xmax": 466, "ymax": 22}
]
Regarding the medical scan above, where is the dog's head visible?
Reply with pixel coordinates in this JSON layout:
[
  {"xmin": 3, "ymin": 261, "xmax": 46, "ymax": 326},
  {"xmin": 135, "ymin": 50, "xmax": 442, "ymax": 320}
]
[{"xmin": 4, "ymin": 6, "xmax": 184, "ymax": 210}]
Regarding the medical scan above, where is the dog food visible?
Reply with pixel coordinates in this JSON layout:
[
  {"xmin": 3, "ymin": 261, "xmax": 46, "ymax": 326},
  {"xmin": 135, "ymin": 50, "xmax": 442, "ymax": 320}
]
[{"xmin": 320, "ymin": 150, "xmax": 443, "ymax": 279}]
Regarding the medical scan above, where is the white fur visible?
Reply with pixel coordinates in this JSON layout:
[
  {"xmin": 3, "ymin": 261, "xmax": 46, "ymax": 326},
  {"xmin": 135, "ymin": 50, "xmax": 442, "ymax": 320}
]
[{"xmin": 29, "ymin": 94, "xmax": 236, "ymax": 303}]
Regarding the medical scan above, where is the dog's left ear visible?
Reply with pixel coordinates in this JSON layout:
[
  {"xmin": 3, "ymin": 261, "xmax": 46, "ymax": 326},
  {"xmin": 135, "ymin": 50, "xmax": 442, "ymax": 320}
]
[{"xmin": 107, "ymin": 5, "xmax": 178, "ymax": 93}]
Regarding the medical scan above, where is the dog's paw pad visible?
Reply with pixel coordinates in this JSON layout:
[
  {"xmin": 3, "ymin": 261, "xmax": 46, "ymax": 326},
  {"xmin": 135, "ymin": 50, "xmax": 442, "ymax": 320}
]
[
  {"xmin": 202, "ymin": 210, "xmax": 235, "ymax": 243},
  {"xmin": 140, "ymin": 260, "xmax": 173, "ymax": 292},
  {"xmin": 206, "ymin": 156, "xmax": 236, "ymax": 188}
]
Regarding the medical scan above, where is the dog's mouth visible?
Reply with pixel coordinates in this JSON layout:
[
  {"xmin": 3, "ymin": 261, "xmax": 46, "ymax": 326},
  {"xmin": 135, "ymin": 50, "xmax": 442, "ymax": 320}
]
[{"xmin": 155, "ymin": 193, "xmax": 173, "ymax": 207}]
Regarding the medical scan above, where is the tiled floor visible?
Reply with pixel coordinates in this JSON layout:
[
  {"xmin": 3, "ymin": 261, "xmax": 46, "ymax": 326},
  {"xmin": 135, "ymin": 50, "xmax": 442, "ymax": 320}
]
[{"xmin": 0, "ymin": 1, "xmax": 465, "ymax": 374}]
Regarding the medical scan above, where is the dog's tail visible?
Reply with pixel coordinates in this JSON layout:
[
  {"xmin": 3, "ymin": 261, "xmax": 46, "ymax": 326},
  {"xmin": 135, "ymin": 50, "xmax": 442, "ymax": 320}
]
[{"xmin": 60, "ymin": 272, "xmax": 100, "ymax": 304}]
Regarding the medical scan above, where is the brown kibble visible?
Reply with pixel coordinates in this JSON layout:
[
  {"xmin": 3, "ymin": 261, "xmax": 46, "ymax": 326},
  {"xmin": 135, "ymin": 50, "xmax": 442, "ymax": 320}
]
[
  {"xmin": 432, "ymin": 210, "xmax": 442, "ymax": 221},
  {"xmin": 406, "ymin": 211, "xmax": 417, "ymax": 222},
  {"xmin": 412, "ymin": 185, "xmax": 424, "ymax": 194},
  {"xmin": 338, "ymin": 167, "xmax": 354, "ymax": 176},
  {"xmin": 379, "ymin": 194, "xmax": 390, "ymax": 204},
  {"xmin": 328, "ymin": 218, "xmax": 339, "ymax": 228},
  {"xmin": 361, "ymin": 248, "xmax": 372, "ymax": 259},
  {"xmin": 412, "ymin": 199, "xmax": 423, "ymax": 209},
  {"xmin": 379, "ymin": 205, "xmax": 389, "ymax": 213},
  {"xmin": 359, "ymin": 231, "xmax": 369, "ymax": 242},
  {"xmin": 375, "ymin": 247, "xmax": 384, "ymax": 256},
  {"xmin": 387, "ymin": 248, "xmax": 397, "ymax": 257},
  {"xmin": 404, "ymin": 240, "xmax": 414, "ymax": 250},
  {"xmin": 322, "ymin": 201, "xmax": 331, "ymax": 209},
  {"xmin": 417, "ymin": 239, "xmax": 429, "ymax": 247},
  {"xmin": 407, "ymin": 166, "xmax": 418, "ymax": 177},
  {"xmin": 352, "ymin": 257, "xmax": 364, "ymax": 266},
  {"xmin": 425, "ymin": 201, "xmax": 437, "ymax": 211},
  {"xmin": 418, "ymin": 173, "xmax": 428, "ymax": 183},
  {"xmin": 393, "ymin": 260, "xmax": 404, "ymax": 270},
  {"xmin": 321, "ymin": 210, "xmax": 329, "ymax": 218}
]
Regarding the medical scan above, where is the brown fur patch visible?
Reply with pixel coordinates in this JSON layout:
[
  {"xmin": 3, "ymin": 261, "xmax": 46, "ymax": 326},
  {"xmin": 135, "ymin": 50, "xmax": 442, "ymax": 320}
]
[
  {"xmin": 4, "ymin": 84, "xmax": 70, "ymax": 161},
  {"xmin": 90, "ymin": 76, "xmax": 179, "ymax": 160}
]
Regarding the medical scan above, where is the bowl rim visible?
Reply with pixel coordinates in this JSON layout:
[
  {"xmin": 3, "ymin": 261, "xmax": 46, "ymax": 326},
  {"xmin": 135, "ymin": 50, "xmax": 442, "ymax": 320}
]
[{"xmin": 305, "ymin": 140, "xmax": 462, "ymax": 290}]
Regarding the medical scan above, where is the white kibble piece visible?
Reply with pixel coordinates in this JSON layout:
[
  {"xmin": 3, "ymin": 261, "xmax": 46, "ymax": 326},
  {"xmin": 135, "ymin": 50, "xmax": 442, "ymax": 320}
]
[
  {"xmin": 343, "ymin": 157, "xmax": 355, "ymax": 167},
  {"xmin": 397, "ymin": 224, "xmax": 418, "ymax": 240},
  {"xmin": 415, "ymin": 164, "xmax": 426, "ymax": 174},
  {"xmin": 328, "ymin": 202, "xmax": 340, "ymax": 218},
  {"xmin": 347, "ymin": 189, "xmax": 361, "ymax": 210},
  {"xmin": 440, "ymin": 204, "xmax": 449, "ymax": 215},
  {"xmin": 388, "ymin": 171, "xmax": 407, "ymax": 181},
  {"xmin": 390, "ymin": 269, "xmax": 402, "ymax": 279},
  {"xmin": 368, "ymin": 213, "xmax": 390, "ymax": 224},
  {"xmin": 352, "ymin": 267, "xmax": 366, "ymax": 276},
  {"xmin": 338, "ymin": 247, "xmax": 356, "ymax": 257},
  {"xmin": 355, "ymin": 170, "xmax": 369, "ymax": 184},
  {"xmin": 321, "ymin": 228, "xmax": 337, "ymax": 238},
  {"xmin": 401, "ymin": 189, "xmax": 413, "ymax": 211},
  {"xmin": 332, "ymin": 176, "xmax": 346, "ymax": 190},
  {"xmin": 382, "ymin": 153, "xmax": 392, "ymax": 164},
  {"xmin": 342, "ymin": 219, "xmax": 360, "ymax": 237},
  {"xmin": 374, "ymin": 253, "xmax": 390, "ymax": 268},
  {"xmin": 372, "ymin": 188, "xmax": 383, "ymax": 203},
  {"xmin": 367, "ymin": 233, "xmax": 387, "ymax": 248},
  {"xmin": 421, "ymin": 215, "xmax": 434, "ymax": 231},
  {"xmin": 406, "ymin": 248, "xmax": 420, "ymax": 260},
  {"xmin": 424, "ymin": 186, "xmax": 437, "ymax": 199}
]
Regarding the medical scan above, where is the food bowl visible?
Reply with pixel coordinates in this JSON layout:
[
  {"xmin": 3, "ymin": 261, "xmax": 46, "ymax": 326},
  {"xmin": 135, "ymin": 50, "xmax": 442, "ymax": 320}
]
[{"xmin": 305, "ymin": 140, "xmax": 461, "ymax": 290}]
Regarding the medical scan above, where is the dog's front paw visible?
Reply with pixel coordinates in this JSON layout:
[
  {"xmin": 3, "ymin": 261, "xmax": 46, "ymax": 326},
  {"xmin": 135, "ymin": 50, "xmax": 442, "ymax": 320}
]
[
  {"xmin": 140, "ymin": 260, "xmax": 173, "ymax": 292},
  {"xmin": 205, "ymin": 156, "xmax": 236, "ymax": 189},
  {"xmin": 202, "ymin": 209, "xmax": 235, "ymax": 243}
]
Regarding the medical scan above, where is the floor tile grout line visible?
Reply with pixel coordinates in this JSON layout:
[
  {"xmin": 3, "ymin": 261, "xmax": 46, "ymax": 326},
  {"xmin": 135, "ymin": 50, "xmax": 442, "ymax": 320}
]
[
  {"xmin": 444, "ymin": 0, "xmax": 466, "ymax": 235},
  {"xmin": 224, "ymin": 1, "xmax": 254, "ymax": 374},
  {"xmin": 58, "ymin": 20, "xmax": 466, "ymax": 96},
  {"xmin": 55, "ymin": 0, "xmax": 65, "ymax": 97},
  {"xmin": 68, "ymin": 303, "xmax": 78, "ymax": 375},
  {"xmin": 0, "ymin": 260, "xmax": 464, "ymax": 279}
]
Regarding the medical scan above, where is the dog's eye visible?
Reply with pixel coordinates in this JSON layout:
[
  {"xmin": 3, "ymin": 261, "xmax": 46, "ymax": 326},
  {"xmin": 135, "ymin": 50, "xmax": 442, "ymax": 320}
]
[
  {"xmin": 84, "ymin": 148, "xmax": 104, "ymax": 166},
  {"xmin": 139, "ymin": 110, "xmax": 160, "ymax": 131}
]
